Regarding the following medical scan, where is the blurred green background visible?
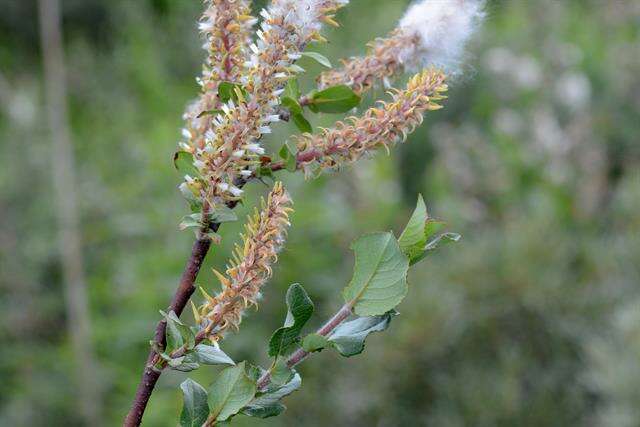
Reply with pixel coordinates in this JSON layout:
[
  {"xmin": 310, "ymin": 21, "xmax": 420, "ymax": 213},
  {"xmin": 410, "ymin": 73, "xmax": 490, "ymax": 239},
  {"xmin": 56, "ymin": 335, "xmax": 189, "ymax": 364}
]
[{"xmin": 1, "ymin": 0, "xmax": 639, "ymax": 425}]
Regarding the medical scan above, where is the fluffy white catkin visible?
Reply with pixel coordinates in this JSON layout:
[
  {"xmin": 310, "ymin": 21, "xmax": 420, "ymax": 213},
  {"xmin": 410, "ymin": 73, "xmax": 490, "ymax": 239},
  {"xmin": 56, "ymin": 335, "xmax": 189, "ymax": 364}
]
[
  {"xmin": 317, "ymin": 0, "xmax": 485, "ymax": 94},
  {"xmin": 398, "ymin": 0, "xmax": 486, "ymax": 74}
]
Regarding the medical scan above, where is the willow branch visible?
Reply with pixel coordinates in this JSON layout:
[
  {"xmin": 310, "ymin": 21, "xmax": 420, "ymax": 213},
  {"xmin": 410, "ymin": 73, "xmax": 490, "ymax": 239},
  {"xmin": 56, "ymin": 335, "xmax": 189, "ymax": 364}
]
[{"xmin": 124, "ymin": 195, "xmax": 240, "ymax": 426}]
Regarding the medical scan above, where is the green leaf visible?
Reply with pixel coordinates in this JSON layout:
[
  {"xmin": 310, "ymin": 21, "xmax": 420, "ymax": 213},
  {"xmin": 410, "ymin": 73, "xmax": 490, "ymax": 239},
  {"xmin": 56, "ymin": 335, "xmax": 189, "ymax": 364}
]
[
  {"xmin": 194, "ymin": 344, "xmax": 235, "ymax": 366},
  {"xmin": 258, "ymin": 372, "xmax": 301, "ymax": 402},
  {"xmin": 242, "ymin": 373, "xmax": 301, "ymax": 418},
  {"xmin": 278, "ymin": 143, "xmax": 293, "ymax": 161},
  {"xmin": 300, "ymin": 51, "xmax": 332, "ymax": 68},
  {"xmin": 164, "ymin": 311, "xmax": 185, "ymax": 352},
  {"xmin": 180, "ymin": 207, "xmax": 236, "ymax": 232},
  {"xmin": 301, "ymin": 333, "xmax": 329, "ymax": 352},
  {"xmin": 397, "ymin": 194, "xmax": 458, "ymax": 265},
  {"xmin": 284, "ymin": 79, "xmax": 301, "ymax": 100},
  {"xmin": 208, "ymin": 362, "xmax": 257, "ymax": 422},
  {"xmin": 180, "ymin": 379, "xmax": 209, "ymax": 427},
  {"xmin": 218, "ymin": 82, "xmax": 247, "ymax": 103},
  {"xmin": 268, "ymin": 284, "xmax": 314, "ymax": 357},
  {"xmin": 269, "ymin": 359, "xmax": 293, "ymax": 387},
  {"xmin": 172, "ymin": 353, "xmax": 200, "ymax": 372},
  {"xmin": 197, "ymin": 109, "xmax": 224, "ymax": 118},
  {"xmin": 173, "ymin": 151, "xmax": 198, "ymax": 177},
  {"xmin": 421, "ymin": 232, "xmax": 461, "ymax": 257},
  {"xmin": 327, "ymin": 311, "xmax": 397, "ymax": 357},
  {"xmin": 288, "ymin": 64, "xmax": 305, "ymax": 74},
  {"xmin": 307, "ymin": 100, "xmax": 319, "ymax": 113},
  {"xmin": 398, "ymin": 194, "xmax": 428, "ymax": 260},
  {"xmin": 309, "ymin": 85, "xmax": 361, "ymax": 113},
  {"xmin": 241, "ymin": 403, "xmax": 286, "ymax": 419},
  {"xmin": 179, "ymin": 213, "xmax": 202, "ymax": 231},
  {"xmin": 246, "ymin": 364, "xmax": 266, "ymax": 383},
  {"xmin": 208, "ymin": 205, "xmax": 238, "ymax": 224},
  {"xmin": 281, "ymin": 96, "xmax": 303, "ymax": 115},
  {"xmin": 278, "ymin": 143, "xmax": 299, "ymax": 172},
  {"xmin": 292, "ymin": 113, "xmax": 312, "ymax": 134},
  {"xmin": 256, "ymin": 166, "xmax": 274, "ymax": 179},
  {"xmin": 163, "ymin": 311, "xmax": 196, "ymax": 366},
  {"xmin": 424, "ymin": 219, "xmax": 446, "ymax": 241},
  {"xmin": 342, "ymin": 232, "xmax": 409, "ymax": 316},
  {"xmin": 166, "ymin": 355, "xmax": 185, "ymax": 368}
]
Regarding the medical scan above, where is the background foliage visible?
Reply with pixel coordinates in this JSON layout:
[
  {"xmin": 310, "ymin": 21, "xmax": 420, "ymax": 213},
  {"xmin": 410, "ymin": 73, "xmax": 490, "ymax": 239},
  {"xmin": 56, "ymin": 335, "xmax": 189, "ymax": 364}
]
[{"xmin": 1, "ymin": 0, "xmax": 639, "ymax": 425}]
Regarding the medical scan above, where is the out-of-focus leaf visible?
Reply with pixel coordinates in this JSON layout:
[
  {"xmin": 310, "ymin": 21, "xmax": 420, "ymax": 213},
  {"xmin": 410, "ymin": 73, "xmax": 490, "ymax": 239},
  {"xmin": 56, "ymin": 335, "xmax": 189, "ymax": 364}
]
[
  {"xmin": 208, "ymin": 205, "xmax": 238, "ymax": 224},
  {"xmin": 218, "ymin": 82, "xmax": 247, "ymax": 103},
  {"xmin": 281, "ymin": 96, "xmax": 303, "ymax": 115},
  {"xmin": 178, "ymin": 213, "xmax": 202, "ymax": 231},
  {"xmin": 309, "ymin": 85, "xmax": 361, "ymax": 113},
  {"xmin": 284, "ymin": 79, "xmax": 301, "ymax": 99},
  {"xmin": 196, "ymin": 109, "xmax": 224, "ymax": 118},
  {"xmin": 301, "ymin": 51, "xmax": 332, "ymax": 68},
  {"xmin": 173, "ymin": 151, "xmax": 198, "ymax": 177},
  {"xmin": 292, "ymin": 113, "xmax": 312, "ymax": 134},
  {"xmin": 278, "ymin": 143, "xmax": 299, "ymax": 171}
]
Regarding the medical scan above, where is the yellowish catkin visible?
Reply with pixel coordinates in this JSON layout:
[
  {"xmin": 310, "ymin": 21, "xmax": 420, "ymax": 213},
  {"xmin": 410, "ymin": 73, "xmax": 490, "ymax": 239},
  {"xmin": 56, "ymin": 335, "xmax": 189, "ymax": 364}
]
[
  {"xmin": 296, "ymin": 69, "xmax": 448, "ymax": 176},
  {"xmin": 197, "ymin": 182, "xmax": 293, "ymax": 341}
]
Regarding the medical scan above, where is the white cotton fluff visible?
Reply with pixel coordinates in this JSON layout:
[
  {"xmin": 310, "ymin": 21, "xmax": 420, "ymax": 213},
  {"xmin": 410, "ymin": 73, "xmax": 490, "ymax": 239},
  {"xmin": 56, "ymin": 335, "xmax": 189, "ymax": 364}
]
[
  {"xmin": 269, "ymin": 0, "xmax": 349, "ymax": 37},
  {"xmin": 398, "ymin": 0, "xmax": 486, "ymax": 74}
]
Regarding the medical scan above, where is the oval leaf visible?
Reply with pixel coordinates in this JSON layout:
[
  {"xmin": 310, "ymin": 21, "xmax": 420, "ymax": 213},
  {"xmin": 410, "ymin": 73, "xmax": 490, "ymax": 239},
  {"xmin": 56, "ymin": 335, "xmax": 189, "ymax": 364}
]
[
  {"xmin": 194, "ymin": 344, "xmax": 235, "ymax": 366},
  {"xmin": 310, "ymin": 85, "xmax": 361, "ymax": 113},
  {"xmin": 174, "ymin": 151, "xmax": 198, "ymax": 177},
  {"xmin": 300, "ymin": 51, "xmax": 332, "ymax": 68},
  {"xmin": 281, "ymin": 96, "xmax": 303, "ymax": 115},
  {"xmin": 164, "ymin": 310, "xmax": 189, "ymax": 352},
  {"xmin": 301, "ymin": 333, "xmax": 329, "ymax": 353},
  {"xmin": 242, "ymin": 372, "xmax": 301, "ymax": 419},
  {"xmin": 342, "ymin": 232, "xmax": 409, "ymax": 316},
  {"xmin": 398, "ymin": 194, "xmax": 428, "ymax": 263},
  {"xmin": 292, "ymin": 113, "xmax": 312, "ymax": 134},
  {"xmin": 268, "ymin": 284, "xmax": 314, "ymax": 357},
  {"xmin": 180, "ymin": 379, "xmax": 209, "ymax": 427},
  {"xmin": 327, "ymin": 311, "xmax": 397, "ymax": 357},
  {"xmin": 208, "ymin": 362, "xmax": 256, "ymax": 422}
]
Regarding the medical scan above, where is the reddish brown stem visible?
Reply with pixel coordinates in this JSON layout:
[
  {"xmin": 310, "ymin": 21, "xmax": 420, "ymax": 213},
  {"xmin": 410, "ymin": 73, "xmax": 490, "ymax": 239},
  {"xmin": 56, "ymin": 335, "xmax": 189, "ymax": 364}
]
[{"xmin": 123, "ymin": 234, "xmax": 212, "ymax": 427}]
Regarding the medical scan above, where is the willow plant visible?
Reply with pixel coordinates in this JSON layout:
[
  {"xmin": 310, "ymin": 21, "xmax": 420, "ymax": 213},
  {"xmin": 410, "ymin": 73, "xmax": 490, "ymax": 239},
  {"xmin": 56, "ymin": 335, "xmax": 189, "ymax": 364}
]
[{"xmin": 124, "ymin": 0, "xmax": 485, "ymax": 425}]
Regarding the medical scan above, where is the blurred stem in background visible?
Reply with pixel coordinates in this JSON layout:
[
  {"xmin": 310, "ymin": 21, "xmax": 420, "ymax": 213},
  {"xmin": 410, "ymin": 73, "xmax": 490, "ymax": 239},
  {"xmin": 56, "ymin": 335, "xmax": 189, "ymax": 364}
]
[{"xmin": 37, "ymin": 0, "xmax": 102, "ymax": 425}]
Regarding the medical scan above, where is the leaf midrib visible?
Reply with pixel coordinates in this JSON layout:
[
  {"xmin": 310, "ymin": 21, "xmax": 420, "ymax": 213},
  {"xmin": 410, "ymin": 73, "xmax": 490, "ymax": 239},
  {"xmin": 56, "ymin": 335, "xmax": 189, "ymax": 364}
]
[{"xmin": 351, "ymin": 233, "xmax": 393, "ymax": 304}]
